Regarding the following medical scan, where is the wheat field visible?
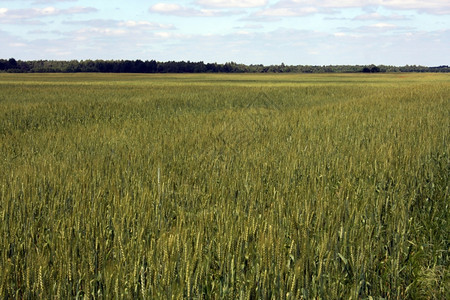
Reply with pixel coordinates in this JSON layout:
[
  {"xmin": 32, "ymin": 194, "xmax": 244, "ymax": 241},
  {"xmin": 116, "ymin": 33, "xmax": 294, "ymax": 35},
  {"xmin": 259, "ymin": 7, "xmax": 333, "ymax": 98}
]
[{"xmin": 0, "ymin": 73, "xmax": 448, "ymax": 299}]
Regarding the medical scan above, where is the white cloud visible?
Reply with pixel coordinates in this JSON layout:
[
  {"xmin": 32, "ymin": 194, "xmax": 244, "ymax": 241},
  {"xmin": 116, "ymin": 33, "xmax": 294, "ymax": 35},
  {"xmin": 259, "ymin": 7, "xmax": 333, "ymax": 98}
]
[
  {"xmin": 375, "ymin": 0, "xmax": 450, "ymax": 14},
  {"xmin": 58, "ymin": 17, "xmax": 182, "ymax": 56},
  {"xmin": 43, "ymin": 47, "xmax": 72, "ymax": 56},
  {"xmin": 30, "ymin": 0, "xmax": 76, "ymax": 3},
  {"xmin": 118, "ymin": 20, "xmax": 175, "ymax": 30},
  {"xmin": 64, "ymin": 7, "xmax": 97, "ymax": 14},
  {"xmin": 0, "ymin": 6, "xmax": 97, "ymax": 24},
  {"xmin": 354, "ymin": 12, "xmax": 383, "ymax": 20},
  {"xmin": 62, "ymin": 19, "xmax": 176, "ymax": 31},
  {"xmin": 337, "ymin": 22, "xmax": 412, "ymax": 35},
  {"xmin": 63, "ymin": 19, "xmax": 118, "ymax": 27},
  {"xmin": 248, "ymin": 0, "xmax": 450, "ymax": 21},
  {"xmin": 353, "ymin": 13, "xmax": 410, "ymax": 21},
  {"xmin": 369, "ymin": 23, "xmax": 397, "ymax": 29},
  {"xmin": 2, "ymin": 0, "xmax": 77, "ymax": 3},
  {"xmin": 77, "ymin": 27, "xmax": 127, "ymax": 36},
  {"xmin": 1, "ymin": 1, "xmax": 448, "ymax": 65},
  {"xmin": 149, "ymin": 3, "xmax": 230, "ymax": 17},
  {"xmin": 150, "ymin": 3, "xmax": 182, "ymax": 13},
  {"xmin": 256, "ymin": 6, "xmax": 318, "ymax": 17},
  {"xmin": 234, "ymin": 24, "xmax": 264, "ymax": 30},
  {"xmin": 249, "ymin": 1, "xmax": 330, "ymax": 19},
  {"xmin": 154, "ymin": 32, "xmax": 173, "ymax": 38},
  {"xmin": 37, "ymin": 6, "xmax": 57, "ymax": 15},
  {"xmin": 9, "ymin": 42, "xmax": 28, "ymax": 47},
  {"xmin": 279, "ymin": 0, "xmax": 450, "ymax": 14},
  {"xmin": 2, "ymin": 24, "xmax": 449, "ymax": 66},
  {"xmin": 196, "ymin": 0, "xmax": 268, "ymax": 8}
]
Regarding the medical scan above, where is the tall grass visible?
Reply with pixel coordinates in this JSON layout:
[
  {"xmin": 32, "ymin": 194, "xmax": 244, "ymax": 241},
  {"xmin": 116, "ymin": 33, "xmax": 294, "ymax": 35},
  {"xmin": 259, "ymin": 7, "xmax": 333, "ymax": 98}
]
[{"xmin": 0, "ymin": 73, "xmax": 448, "ymax": 298}]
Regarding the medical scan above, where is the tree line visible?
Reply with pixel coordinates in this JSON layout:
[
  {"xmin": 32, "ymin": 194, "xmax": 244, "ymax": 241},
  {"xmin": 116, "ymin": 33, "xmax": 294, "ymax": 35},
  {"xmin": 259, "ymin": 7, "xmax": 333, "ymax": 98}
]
[{"xmin": 0, "ymin": 58, "xmax": 448, "ymax": 73}]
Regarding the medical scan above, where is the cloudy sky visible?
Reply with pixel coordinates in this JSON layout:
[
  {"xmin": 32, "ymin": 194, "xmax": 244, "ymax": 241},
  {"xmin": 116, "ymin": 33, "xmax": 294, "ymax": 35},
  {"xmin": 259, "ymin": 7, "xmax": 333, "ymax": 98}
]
[{"xmin": 1, "ymin": 0, "xmax": 449, "ymax": 65}]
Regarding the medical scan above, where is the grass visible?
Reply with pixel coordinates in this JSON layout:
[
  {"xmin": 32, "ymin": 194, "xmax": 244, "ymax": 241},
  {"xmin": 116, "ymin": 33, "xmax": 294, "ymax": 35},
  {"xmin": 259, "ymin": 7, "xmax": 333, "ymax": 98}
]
[{"xmin": 0, "ymin": 73, "xmax": 449, "ymax": 299}]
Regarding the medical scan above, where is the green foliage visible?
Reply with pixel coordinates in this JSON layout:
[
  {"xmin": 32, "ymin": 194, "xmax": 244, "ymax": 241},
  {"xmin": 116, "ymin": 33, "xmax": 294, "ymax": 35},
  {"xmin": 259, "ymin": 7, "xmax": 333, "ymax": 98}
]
[
  {"xmin": 0, "ymin": 73, "xmax": 448, "ymax": 298},
  {"xmin": 1, "ymin": 58, "xmax": 449, "ymax": 73}
]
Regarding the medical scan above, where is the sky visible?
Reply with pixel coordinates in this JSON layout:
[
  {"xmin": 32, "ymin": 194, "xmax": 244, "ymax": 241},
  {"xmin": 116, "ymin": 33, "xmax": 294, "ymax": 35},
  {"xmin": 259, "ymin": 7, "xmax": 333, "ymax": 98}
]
[{"xmin": 0, "ymin": 0, "xmax": 449, "ymax": 66}]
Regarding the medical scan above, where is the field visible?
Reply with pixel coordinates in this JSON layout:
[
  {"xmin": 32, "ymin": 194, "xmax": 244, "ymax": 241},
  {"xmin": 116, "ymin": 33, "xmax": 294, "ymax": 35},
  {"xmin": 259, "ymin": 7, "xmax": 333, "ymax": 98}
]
[{"xmin": 0, "ymin": 73, "xmax": 448, "ymax": 299}]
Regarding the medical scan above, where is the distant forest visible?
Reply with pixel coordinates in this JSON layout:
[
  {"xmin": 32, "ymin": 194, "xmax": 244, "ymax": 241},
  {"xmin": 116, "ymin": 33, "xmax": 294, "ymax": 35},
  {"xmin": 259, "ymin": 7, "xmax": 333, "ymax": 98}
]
[{"xmin": 1, "ymin": 58, "xmax": 449, "ymax": 73}]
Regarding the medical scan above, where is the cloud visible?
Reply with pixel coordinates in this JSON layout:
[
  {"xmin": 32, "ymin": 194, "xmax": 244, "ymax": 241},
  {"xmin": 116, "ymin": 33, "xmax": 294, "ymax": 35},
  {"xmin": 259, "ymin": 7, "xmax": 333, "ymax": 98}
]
[
  {"xmin": 149, "ymin": 3, "xmax": 233, "ymax": 17},
  {"xmin": 2, "ymin": 24, "xmax": 448, "ymax": 66},
  {"xmin": 233, "ymin": 24, "xmax": 264, "ymax": 30},
  {"xmin": 150, "ymin": 3, "xmax": 182, "ymax": 13},
  {"xmin": 62, "ymin": 19, "xmax": 176, "ymax": 31},
  {"xmin": 336, "ymin": 22, "xmax": 416, "ymax": 40},
  {"xmin": 250, "ymin": 0, "xmax": 450, "ymax": 18},
  {"xmin": 349, "ymin": 0, "xmax": 448, "ymax": 14},
  {"xmin": 353, "ymin": 13, "xmax": 410, "ymax": 21},
  {"xmin": 256, "ymin": 6, "xmax": 319, "ymax": 17},
  {"xmin": 63, "ymin": 7, "xmax": 97, "ymax": 14},
  {"xmin": 66, "ymin": 18, "xmax": 179, "ymax": 51},
  {"xmin": 62, "ymin": 19, "xmax": 119, "ymax": 27},
  {"xmin": 148, "ymin": 28, "xmax": 332, "ymax": 64},
  {"xmin": 368, "ymin": 23, "xmax": 397, "ymax": 29},
  {"xmin": 195, "ymin": 0, "xmax": 268, "ymax": 8},
  {"xmin": 375, "ymin": 0, "xmax": 450, "ymax": 14},
  {"xmin": 249, "ymin": 0, "xmax": 332, "ymax": 20},
  {"xmin": 0, "ymin": 6, "xmax": 98, "ymax": 24},
  {"xmin": 289, "ymin": 0, "xmax": 449, "ymax": 10},
  {"xmin": 0, "ymin": 29, "xmax": 31, "ymax": 56},
  {"xmin": 333, "ymin": 32, "xmax": 348, "ymax": 37},
  {"xmin": 31, "ymin": 0, "xmax": 76, "ymax": 3},
  {"xmin": 118, "ymin": 21, "xmax": 175, "ymax": 30},
  {"xmin": 1, "ymin": 1, "xmax": 448, "ymax": 65},
  {"xmin": 1, "ymin": 24, "xmax": 183, "ymax": 60},
  {"xmin": 76, "ymin": 27, "xmax": 127, "ymax": 37}
]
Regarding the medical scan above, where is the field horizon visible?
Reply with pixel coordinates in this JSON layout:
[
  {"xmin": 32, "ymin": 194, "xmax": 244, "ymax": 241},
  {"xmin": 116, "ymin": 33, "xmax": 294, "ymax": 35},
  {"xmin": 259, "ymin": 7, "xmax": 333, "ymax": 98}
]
[{"xmin": 0, "ymin": 73, "xmax": 448, "ymax": 298}]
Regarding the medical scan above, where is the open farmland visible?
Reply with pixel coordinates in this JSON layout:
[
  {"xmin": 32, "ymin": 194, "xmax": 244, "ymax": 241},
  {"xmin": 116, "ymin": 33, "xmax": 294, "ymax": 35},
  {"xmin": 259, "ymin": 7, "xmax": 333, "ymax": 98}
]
[{"xmin": 0, "ymin": 73, "xmax": 448, "ymax": 298}]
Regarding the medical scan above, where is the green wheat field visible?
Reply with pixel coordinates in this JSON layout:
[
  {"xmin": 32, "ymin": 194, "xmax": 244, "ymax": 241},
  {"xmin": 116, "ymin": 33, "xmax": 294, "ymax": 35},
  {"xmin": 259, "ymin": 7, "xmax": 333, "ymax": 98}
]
[{"xmin": 0, "ymin": 73, "xmax": 448, "ymax": 299}]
